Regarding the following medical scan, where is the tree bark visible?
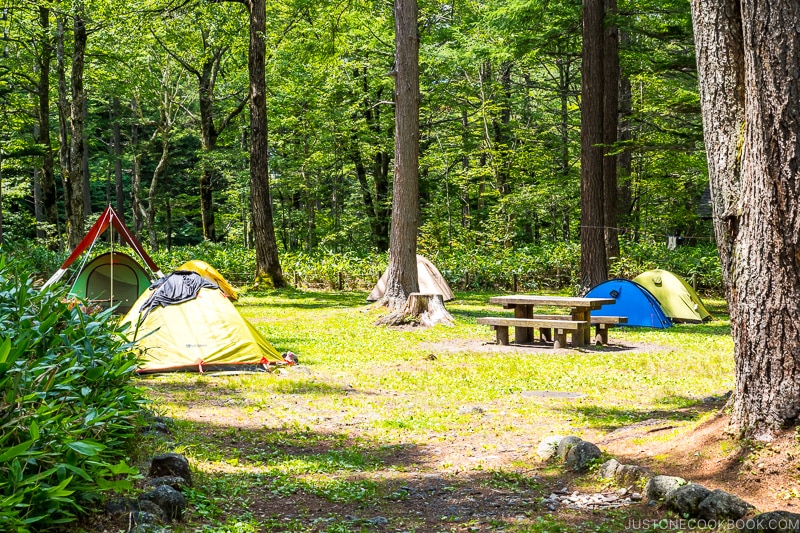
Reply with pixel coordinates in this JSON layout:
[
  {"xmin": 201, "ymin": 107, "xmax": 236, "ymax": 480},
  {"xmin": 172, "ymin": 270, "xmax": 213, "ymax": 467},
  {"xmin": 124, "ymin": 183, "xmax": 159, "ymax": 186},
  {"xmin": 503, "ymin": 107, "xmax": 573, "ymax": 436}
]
[
  {"xmin": 376, "ymin": 0, "xmax": 420, "ymax": 322},
  {"xmin": 37, "ymin": 6, "xmax": 58, "ymax": 231},
  {"xmin": 603, "ymin": 0, "xmax": 620, "ymax": 260},
  {"xmin": 691, "ymin": 0, "xmax": 800, "ymax": 439},
  {"xmin": 580, "ymin": 0, "xmax": 608, "ymax": 291},
  {"xmin": 111, "ymin": 97, "xmax": 124, "ymax": 214},
  {"xmin": 247, "ymin": 0, "xmax": 285, "ymax": 288},
  {"xmin": 66, "ymin": 5, "xmax": 87, "ymax": 249}
]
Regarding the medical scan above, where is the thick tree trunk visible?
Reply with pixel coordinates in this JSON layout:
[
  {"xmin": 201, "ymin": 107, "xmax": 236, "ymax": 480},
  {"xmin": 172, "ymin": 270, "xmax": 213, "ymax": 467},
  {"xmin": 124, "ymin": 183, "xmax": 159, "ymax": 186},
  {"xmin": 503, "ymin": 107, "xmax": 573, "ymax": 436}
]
[
  {"xmin": 580, "ymin": 0, "xmax": 608, "ymax": 291},
  {"xmin": 66, "ymin": 7, "xmax": 87, "ymax": 249},
  {"xmin": 375, "ymin": 0, "xmax": 420, "ymax": 322},
  {"xmin": 691, "ymin": 0, "xmax": 800, "ymax": 439},
  {"xmin": 247, "ymin": 0, "xmax": 285, "ymax": 288},
  {"xmin": 603, "ymin": 0, "xmax": 620, "ymax": 260}
]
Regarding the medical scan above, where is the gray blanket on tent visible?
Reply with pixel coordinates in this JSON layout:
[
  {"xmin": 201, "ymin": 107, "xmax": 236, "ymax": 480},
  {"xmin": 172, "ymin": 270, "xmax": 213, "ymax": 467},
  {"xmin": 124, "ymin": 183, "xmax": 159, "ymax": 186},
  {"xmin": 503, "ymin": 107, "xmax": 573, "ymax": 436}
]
[{"xmin": 139, "ymin": 271, "xmax": 219, "ymax": 317}]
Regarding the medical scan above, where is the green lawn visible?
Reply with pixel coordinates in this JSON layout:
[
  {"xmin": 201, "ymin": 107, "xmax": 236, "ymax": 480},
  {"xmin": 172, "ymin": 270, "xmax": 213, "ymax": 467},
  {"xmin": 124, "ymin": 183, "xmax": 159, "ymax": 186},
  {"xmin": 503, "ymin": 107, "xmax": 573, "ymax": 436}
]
[{"xmin": 138, "ymin": 289, "xmax": 734, "ymax": 532}]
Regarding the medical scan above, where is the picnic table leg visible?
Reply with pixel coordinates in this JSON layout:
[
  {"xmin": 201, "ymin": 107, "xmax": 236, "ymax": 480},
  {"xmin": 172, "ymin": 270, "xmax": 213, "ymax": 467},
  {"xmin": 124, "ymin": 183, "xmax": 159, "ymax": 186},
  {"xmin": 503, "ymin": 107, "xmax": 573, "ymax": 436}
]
[
  {"xmin": 495, "ymin": 325, "xmax": 510, "ymax": 346},
  {"xmin": 553, "ymin": 329, "xmax": 568, "ymax": 349},
  {"xmin": 595, "ymin": 324, "xmax": 609, "ymax": 345},
  {"xmin": 514, "ymin": 304, "xmax": 533, "ymax": 343},
  {"xmin": 572, "ymin": 309, "xmax": 591, "ymax": 345}
]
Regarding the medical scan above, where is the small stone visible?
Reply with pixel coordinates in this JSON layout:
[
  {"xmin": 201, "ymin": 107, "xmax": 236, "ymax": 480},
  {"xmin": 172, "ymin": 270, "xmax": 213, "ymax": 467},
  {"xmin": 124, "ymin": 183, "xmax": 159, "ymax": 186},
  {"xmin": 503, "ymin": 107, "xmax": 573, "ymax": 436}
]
[
  {"xmin": 697, "ymin": 489, "xmax": 753, "ymax": 521},
  {"xmin": 145, "ymin": 476, "xmax": 187, "ymax": 491},
  {"xmin": 631, "ymin": 492, "xmax": 643, "ymax": 502},
  {"xmin": 598, "ymin": 458, "xmax": 620, "ymax": 479},
  {"xmin": 666, "ymin": 483, "xmax": 712, "ymax": 516},
  {"xmin": 149, "ymin": 454, "xmax": 192, "ymax": 486},
  {"xmin": 537, "ymin": 435, "xmax": 566, "ymax": 460},
  {"xmin": 139, "ymin": 485, "xmax": 187, "ymax": 521},
  {"xmin": 557, "ymin": 436, "xmax": 583, "ymax": 460},
  {"xmin": 565, "ymin": 441, "xmax": 603, "ymax": 472},
  {"xmin": 743, "ymin": 510, "xmax": 800, "ymax": 532},
  {"xmin": 615, "ymin": 464, "xmax": 653, "ymax": 486},
  {"xmin": 368, "ymin": 516, "xmax": 389, "ymax": 526},
  {"xmin": 643, "ymin": 475, "xmax": 686, "ymax": 502}
]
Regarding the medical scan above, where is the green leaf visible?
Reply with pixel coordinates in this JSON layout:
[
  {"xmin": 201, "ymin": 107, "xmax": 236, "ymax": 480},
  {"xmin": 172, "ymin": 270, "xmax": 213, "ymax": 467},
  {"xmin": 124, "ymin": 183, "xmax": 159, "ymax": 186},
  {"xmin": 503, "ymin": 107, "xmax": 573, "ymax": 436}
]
[
  {"xmin": 0, "ymin": 440, "xmax": 33, "ymax": 462},
  {"xmin": 66, "ymin": 441, "xmax": 105, "ymax": 457}
]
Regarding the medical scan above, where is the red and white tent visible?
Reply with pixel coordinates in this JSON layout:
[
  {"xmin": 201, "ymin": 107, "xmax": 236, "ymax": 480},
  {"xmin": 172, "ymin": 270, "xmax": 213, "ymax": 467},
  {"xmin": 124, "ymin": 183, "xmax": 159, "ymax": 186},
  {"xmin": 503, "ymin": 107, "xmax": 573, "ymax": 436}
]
[{"xmin": 41, "ymin": 206, "xmax": 164, "ymax": 291}]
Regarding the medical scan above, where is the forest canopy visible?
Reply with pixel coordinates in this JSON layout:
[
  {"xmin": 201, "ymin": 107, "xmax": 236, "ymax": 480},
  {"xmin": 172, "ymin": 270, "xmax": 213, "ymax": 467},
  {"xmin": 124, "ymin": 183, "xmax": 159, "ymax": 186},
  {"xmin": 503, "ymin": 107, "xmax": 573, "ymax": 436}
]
[{"xmin": 0, "ymin": 0, "xmax": 709, "ymax": 259}]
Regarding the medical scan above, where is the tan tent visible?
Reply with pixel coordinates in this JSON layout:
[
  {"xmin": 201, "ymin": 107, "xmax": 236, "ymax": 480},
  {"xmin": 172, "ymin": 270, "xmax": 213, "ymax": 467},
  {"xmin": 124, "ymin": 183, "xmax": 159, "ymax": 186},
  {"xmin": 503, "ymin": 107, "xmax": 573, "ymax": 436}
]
[
  {"xmin": 367, "ymin": 255, "xmax": 454, "ymax": 302},
  {"xmin": 121, "ymin": 272, "xmax": 282, "ymax": 373},
  {"xmin": 178, "ymin": 260, "xmax": 238, "ymax": 300}
]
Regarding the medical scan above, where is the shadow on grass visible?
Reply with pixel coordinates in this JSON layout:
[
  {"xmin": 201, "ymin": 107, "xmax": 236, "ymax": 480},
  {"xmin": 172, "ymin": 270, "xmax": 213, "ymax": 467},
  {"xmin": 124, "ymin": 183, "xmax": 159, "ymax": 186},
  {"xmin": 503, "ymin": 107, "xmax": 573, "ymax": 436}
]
[
  {"xmin": 560, "ymin": 397, "xmax": 723, "ymax": 432},
  {"xmin": 139, "ymin": 416, "xmax": 659, "ymax": 533},
  {"xmin": 137, "ymin": 374, "xmax": 354, "ymax": 396},
  {"xmin": 241, "ymin": 288, "xmax": 369, "ymax": 309}
]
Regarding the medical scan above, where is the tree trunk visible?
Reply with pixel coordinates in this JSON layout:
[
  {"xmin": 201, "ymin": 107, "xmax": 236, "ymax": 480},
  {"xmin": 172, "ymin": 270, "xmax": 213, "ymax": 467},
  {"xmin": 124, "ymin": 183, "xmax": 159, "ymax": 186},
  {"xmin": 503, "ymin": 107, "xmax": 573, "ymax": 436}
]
[
  {"xmin": 56, "ymin": 17, "xmax": 72, "ymax": 236},
  {"xmin": 247, "ymin": 0, "xmax": 285, "ymax": 288},
  {"xmin": 130, "ymin": 100, "xmax": 144, "ymax": 236},
  {"xmin": 603, "ymin": 0, "xmax": 620, "ymax": 260},
  {"xmin": 82, "ymin": 96, "xmax": 91, "ymax": 216},
  {"xmin": 147, "ymin": 129, "xmax": 170, "ymax": 252},
  {"xmin": 112, "ymin": 97, "xmax": 124, "ymax": 214},
  {"xmin": 375, "ymin": 0, "xmax": 420, "ymax": 323},
  {"xmin": 580, "ymin": 0, "xmax": 608, "ymax": 291},
  {"xmin": 691, "ymin": 0, "xmax": 800, "ymax": 439},
  {"xmin": 37, "ymin": 6, "xmax": 58, "ymax": 231},
  {"xmin": 66, "ymin": 5, "xmax": 87, "ymax": 249}
]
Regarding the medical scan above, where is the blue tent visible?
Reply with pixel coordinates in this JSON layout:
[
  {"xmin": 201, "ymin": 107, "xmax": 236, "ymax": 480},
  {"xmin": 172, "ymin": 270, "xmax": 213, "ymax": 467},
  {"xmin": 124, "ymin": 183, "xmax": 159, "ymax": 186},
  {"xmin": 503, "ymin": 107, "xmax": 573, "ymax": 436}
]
[{"xmin": 586, "ymin": 279, "xmax": 673, "ymax": 328}]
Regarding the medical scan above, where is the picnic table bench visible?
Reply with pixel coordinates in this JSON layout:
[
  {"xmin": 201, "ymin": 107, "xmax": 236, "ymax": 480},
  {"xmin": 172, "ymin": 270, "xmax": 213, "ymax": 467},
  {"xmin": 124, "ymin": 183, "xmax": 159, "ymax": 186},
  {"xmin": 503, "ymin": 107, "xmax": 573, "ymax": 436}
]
[{"xmin": 479, "ymin": 295, "xmax": 624, "ymax": 348}]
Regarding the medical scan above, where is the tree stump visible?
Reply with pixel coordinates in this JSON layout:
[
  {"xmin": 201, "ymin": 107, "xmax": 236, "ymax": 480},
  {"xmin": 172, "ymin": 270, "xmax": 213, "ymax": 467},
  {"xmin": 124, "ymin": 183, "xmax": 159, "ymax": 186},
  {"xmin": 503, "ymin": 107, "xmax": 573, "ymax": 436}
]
[
  {"xmin": 374, "ymin": 292, "xmax": 454, "ymax": 327},
  {"xmin": 405, "ymin": 293, "xmax": 455, "ymax": 327}
]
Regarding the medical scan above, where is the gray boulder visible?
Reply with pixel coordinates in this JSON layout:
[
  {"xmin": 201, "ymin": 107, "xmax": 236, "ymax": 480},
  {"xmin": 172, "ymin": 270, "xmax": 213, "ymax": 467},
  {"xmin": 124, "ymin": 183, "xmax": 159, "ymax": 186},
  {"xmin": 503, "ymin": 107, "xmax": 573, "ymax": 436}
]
[
  {"xmin": 136, "ymin": 499, "xmax": 167, "ymax": 522},
  {"xmin": 139, "ymin": 485, "xmax": 187, "ymax": 521},
  {"xmin": 697, "ymin": 489, "xmax": 753, "ymax": 521},
  {"xmin": 537, "ymin": 435, "xmax": 565, "ymax": 460},
  {"xmin": 665, "ymin": 483, "xmax": 711, "ymax": 516},
  {"xmin": 557, "ymin": 436, "xmax": 583, "ymax": 460},
  {"xmin": 615, "ymin": 464, "xmax": 653, "ymax": 486},
  {"xmin": 149, "ymin": 453, "xmax": 192, "ymax": 486},
  {"xmin": 744, "ymin": 511, "xmax": 800, "ymax": 532},
  {"xmin": 146, "ymin": 476, "xmax": 188, "ymax": 491},
  {"xmin": 565, "ymin": 441, "xmax": 603, "ymax": 472},
  {"xmin": 598, "ymin": 458, "xmax": 620, "ymax": 479},
  {"xmin": 643, "ymin": 475, "xmax": 685, "ymax": 502}
]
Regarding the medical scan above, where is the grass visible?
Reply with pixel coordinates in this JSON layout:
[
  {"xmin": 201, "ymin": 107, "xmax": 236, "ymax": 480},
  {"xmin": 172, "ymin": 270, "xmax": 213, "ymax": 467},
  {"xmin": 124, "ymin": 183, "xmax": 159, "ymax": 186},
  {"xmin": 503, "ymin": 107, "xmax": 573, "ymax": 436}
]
[{"xmin": 136, "ymin": 289, "xmax": 734, "ymax": 532}]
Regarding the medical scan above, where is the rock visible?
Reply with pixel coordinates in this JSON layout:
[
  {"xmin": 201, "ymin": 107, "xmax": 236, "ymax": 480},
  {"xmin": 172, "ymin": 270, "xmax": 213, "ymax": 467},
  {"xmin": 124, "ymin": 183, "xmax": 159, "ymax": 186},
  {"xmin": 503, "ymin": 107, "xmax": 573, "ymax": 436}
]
[
  {"xmin": 458, "ymin": 406, "xmax": 484, "ymax": 415},
  {"xmin": 537, "ymin": 436, "xmax": 565, "ymax": 460},
  {"xmin": 557, "ymin": 436, "xmax": 584, "ymax": 460},
  {"xmin": 565, "ymin": 441, "xmax": 603, "ymax": 472},
  {"xmin": 743, "ymin": 511, "xmax": 800, "ymax": 532},
  {"xmin": 145, "ymin": 476, "xmax": 188, "ymax": 491},
  {"xmin": 105, "ymin": 497, "xmax": 137, "ymax": 515},
  {"xmin": 615, "ymin": 464, "xmax": 653, "ymax": 486},
  {"xmin": 139, "ymin": 485, "xmax": 187, "ymax": 521},
  {"xmin": 130, "ymin": 511, "xmax": 162, "ymax": 527},
  {"xmin": 697, "ymin": 489, "xmax": 753, "ymax": 521},
  {"xmin": 149, "ymin": 453, "xmax": 192, "ymax": 486},
  {"xmin": 136, "ymin": 499, "xmax": 167, "ymax": 522},
  {"xmin": 665, "ymin": 483, "xmax": 712, "ymax": 516},
  {"xmin": 598, "ymin": 458, "xmax": 620, "ymax": 479},
  {"xmin": 643, "ymin": 475, "xmax": 685, "ymax": 502}
]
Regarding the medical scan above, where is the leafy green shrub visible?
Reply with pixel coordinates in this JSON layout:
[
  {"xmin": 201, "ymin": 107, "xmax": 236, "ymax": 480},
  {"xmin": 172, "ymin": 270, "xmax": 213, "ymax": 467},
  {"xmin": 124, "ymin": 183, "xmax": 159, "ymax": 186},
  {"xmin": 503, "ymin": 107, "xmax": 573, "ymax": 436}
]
[{"xmin": 0, "ymin": 256, "xmax": 145, "ymax": 531}]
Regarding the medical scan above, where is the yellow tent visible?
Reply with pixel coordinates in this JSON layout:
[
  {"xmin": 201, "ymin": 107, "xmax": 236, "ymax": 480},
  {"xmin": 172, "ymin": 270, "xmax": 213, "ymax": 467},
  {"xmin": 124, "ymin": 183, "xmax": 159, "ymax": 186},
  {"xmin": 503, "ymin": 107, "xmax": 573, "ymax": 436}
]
[
  {"xmin": 121, "ymin": 274, "xmax": 281, "ymax": 373},
  {"xmin": 178, "ymin": 259, "xmax": 238, "ymax": 300}
]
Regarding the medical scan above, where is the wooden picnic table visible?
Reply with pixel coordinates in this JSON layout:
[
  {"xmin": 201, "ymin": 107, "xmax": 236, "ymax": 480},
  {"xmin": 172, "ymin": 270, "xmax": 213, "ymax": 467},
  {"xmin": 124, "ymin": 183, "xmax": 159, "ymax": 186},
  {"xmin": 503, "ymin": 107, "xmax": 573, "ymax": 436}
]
[{"xmin": 484, "ymin": 295, "xmax": 616, "ymax": 347}]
